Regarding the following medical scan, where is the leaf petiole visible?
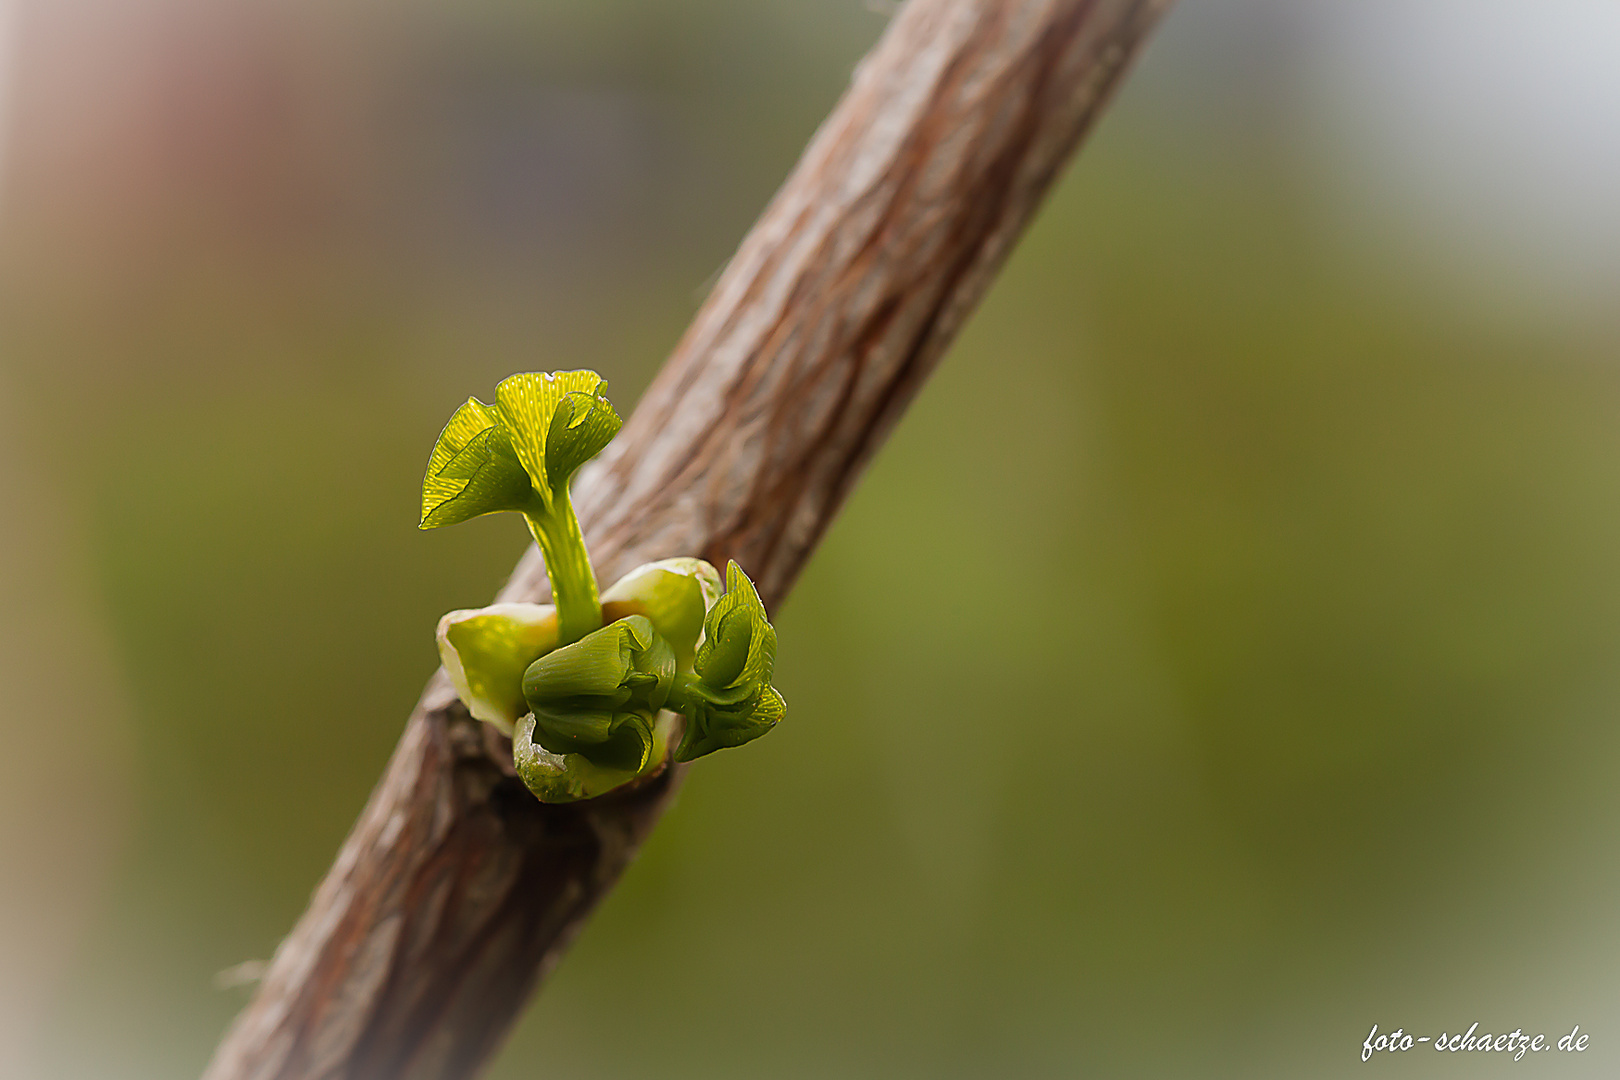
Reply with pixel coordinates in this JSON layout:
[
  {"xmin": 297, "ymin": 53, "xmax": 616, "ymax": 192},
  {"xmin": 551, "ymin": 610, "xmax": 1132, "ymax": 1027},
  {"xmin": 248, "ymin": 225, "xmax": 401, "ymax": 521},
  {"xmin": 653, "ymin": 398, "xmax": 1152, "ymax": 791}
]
[{"xmin": 522, "ymin": 488, "xmax": 600, "ymax": 647}]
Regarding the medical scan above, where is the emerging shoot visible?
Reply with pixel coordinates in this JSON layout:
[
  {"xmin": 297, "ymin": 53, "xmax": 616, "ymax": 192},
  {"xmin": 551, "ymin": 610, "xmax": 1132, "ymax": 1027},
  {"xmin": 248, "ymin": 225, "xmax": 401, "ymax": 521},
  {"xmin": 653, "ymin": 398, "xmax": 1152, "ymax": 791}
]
[
  {"xmin": 422, "ymin": 372, "xmax": 786, "ymax": 802},
  {"xmin": 421, "ymin": 371, "xmax": 620, "ymax": 646},
  {"xmin": 669, "ymin": 561, "xmax": 785, "ymax": 762}
]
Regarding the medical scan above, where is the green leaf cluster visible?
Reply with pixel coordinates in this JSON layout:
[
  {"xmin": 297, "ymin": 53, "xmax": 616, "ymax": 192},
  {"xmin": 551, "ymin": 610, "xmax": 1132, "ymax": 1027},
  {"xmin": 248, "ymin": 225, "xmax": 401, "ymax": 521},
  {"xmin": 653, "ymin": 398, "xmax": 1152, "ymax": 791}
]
[
  {"xmin": 420, "ymin": 371, "xmax": 620, "ymax": 529},
  {"xmin": 422, "ymin": 372, "xmax": 786, "ymax": 803},
  {"xmin": 523, "ymin": 614, "xmax": 673, "ymax": 773}
]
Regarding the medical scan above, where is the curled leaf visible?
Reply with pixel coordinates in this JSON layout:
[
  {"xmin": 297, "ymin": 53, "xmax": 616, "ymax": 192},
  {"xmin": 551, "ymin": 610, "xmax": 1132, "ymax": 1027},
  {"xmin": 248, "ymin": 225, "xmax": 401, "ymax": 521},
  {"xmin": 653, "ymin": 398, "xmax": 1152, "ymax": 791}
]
[
  {"xmin": 672, "ymin": 561, "xmax": 786, "ymax": 762},
  {"xmin": 436, "ymin": 603, "xmax": 559, "ymax": 736},
  {"xmin": 601, "ymin": 557, "xmax": 722, "ymax": 671},
  {"xmin": 491, "ymin": 371, "xmax": 621, "ymax": 513},
  {"xmin": 513, "ymin": 710, "xmax": 678, "ymax": 803},
  {"xmin": 522, "ymin": 615, "xmax": 675, "ymax": 773}
]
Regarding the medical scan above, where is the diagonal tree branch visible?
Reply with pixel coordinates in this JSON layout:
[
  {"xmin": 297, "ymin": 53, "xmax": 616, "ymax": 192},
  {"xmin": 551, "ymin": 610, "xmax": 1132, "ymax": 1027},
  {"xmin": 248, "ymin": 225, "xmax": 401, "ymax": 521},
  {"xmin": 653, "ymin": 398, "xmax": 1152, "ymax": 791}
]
[{"xmin": 202, "ymin": 1, "xmax": 1173, "ymax": 1078}]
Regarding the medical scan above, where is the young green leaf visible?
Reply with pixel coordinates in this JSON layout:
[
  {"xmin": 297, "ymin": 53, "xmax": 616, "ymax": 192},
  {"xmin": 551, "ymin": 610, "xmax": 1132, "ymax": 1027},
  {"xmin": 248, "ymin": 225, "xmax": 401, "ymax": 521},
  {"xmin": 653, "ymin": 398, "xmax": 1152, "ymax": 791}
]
[
  {"xmin": 420, "ymin": 401, "xmax": 535, "ymax": 528},
  {"xmin": 491, "ymin": 372, "xmax": 621, "ymax": 512},
  {"xmin": 600, "ymin": 557, "xmax": 722, "ymax": 671},
  {"xmin": 419, "ymin": 372, "xmax": 620, "ymax": 528},
  {"xmin": 522, "ymin": 614, "xmax": 675, "ymax": 774},
  {"xmin": 436, "ymin": 603, "xmax": 559, "ymax": 736},
  {"xmin": 697, "ymin": 561, "xmax": 776, "ymax": 690},
  {"xmin": 512, "ymin": 711, "xmax": 679, "ymax": 804},
  {"xmin": 670, "ymin": 561, "xmax": 786, "ymax": 763},
  {"xmin": 675, "ymin": 683, "xmax": 786, "ymax": 762},
  {"xmin": 420, "ymin": 371, "xmax": 623, "ymax": 646}
]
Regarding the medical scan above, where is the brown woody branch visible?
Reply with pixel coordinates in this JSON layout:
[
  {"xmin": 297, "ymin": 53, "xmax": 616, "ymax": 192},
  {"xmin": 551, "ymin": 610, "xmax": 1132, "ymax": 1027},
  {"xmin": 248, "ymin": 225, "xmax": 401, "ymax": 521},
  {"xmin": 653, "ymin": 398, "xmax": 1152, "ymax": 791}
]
[{"xmin": 201, "ymin": 1, "xmax": 1173, "ymax": 1078}]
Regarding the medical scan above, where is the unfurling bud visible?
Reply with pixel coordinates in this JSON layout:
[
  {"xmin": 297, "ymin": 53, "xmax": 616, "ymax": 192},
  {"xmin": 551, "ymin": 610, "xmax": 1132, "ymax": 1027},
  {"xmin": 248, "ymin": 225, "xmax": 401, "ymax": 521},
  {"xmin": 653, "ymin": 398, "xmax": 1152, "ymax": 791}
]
[
  {"xmin": 421, "ymin": 372, "xmax": 787, "ymax": 803},
  {"xmin": 522, "ymin": 615, "xmax": 674, "ymax": 771},
  {"xmin": 670, "ymin": 561, "xmax": 786, "ymax": 763}
]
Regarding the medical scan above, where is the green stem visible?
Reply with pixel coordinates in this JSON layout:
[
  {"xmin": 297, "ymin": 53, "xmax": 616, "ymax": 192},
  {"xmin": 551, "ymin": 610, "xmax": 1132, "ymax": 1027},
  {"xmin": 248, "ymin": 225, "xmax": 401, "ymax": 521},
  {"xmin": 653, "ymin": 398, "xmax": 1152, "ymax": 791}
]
[
  {"xmin": 525, "ymin": 487, "xmax": 601, "ymax": 646},
  {"xmin": 667, "ymin": 673, "xmax": 701, "ymax": 711}
]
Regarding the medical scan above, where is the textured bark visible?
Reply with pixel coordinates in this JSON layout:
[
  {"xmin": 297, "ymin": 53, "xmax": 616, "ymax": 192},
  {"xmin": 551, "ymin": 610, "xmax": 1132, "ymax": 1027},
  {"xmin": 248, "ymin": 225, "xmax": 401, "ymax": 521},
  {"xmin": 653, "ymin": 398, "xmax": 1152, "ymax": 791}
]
[{"xmin": 203, "ymin": 1, "xmax": 1173, "ymax": 1078}]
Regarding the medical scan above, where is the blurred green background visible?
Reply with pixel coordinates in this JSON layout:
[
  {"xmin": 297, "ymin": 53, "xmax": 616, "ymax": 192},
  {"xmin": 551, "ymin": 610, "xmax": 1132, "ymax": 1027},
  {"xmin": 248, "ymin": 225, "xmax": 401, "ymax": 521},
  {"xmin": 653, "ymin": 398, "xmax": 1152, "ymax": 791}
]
[{"xmin": 3, "ymin": 1, "xmax": 1620, "ymax": 1077}]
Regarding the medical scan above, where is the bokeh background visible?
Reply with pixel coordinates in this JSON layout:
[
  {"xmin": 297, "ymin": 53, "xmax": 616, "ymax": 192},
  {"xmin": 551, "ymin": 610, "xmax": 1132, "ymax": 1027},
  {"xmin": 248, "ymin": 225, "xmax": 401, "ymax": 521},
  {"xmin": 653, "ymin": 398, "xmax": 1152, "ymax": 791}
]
[{"xmin": 3, "ymin": 1, "xmax": 1620, "ymax": 1077}]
